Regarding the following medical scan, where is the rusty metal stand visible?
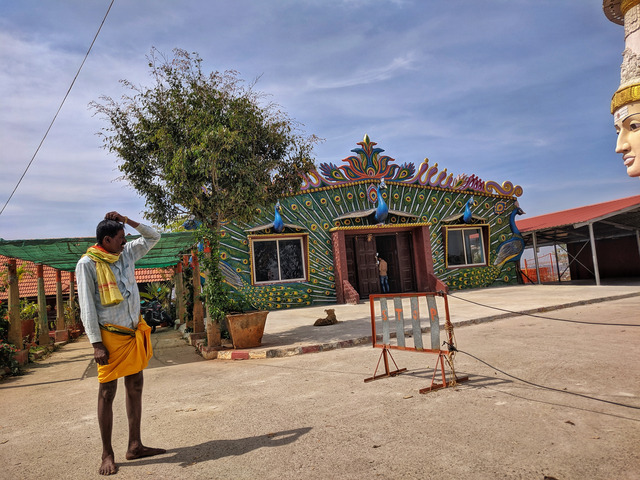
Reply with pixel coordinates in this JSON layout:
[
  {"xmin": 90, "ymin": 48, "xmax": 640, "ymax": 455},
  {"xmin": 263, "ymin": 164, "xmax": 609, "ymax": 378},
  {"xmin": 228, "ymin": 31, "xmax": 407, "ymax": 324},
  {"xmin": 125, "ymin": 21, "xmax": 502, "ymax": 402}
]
[
  {"xmin": 419, "ymin": 352, "xmax": 469, "ymax": 394},
  {"xmin": 364, "ymin": 346, "xmax": 407, "ymax": 383}
]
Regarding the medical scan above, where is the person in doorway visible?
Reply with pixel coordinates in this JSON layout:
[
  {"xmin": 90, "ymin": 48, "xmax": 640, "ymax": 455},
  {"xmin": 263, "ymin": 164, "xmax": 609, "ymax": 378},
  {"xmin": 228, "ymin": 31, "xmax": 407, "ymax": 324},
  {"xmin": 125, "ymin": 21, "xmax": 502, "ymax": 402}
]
[
  {"xmin": 75, "ymin": 212, "xmax": 165, "ymax": 475},
  {"xmin": 377, "ymin": 253, "xmax": 389, "ymax": 293}
]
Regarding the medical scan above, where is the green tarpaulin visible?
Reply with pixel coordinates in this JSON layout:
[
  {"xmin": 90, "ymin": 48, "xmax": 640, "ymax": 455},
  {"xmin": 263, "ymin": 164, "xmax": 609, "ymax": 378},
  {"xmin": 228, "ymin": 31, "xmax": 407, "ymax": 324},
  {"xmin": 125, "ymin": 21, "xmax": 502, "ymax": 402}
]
[{"xmin": 0, "ymin": 232, "xmax": 196, "ymax": 271}]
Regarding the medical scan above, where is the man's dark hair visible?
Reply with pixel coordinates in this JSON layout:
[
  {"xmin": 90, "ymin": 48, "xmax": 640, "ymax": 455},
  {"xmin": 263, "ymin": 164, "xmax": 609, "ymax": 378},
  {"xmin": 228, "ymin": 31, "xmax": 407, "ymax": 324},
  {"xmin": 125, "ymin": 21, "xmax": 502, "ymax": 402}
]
[{"xmin": 96, "ymin": 219, "xmax": 124, "ymax": 245}]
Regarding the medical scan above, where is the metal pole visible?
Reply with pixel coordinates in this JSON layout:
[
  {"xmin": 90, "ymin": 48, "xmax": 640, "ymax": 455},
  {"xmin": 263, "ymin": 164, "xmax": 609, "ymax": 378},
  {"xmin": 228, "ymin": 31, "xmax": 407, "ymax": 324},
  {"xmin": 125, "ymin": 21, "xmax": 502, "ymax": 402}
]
[
  {"xmin": 588, "ymin": 223, "xmax": 601, "ymax": 286},
  {"xmin": 532, "ymin": 232, "xmax": 541, "ymax": 284},
  {"xmin": 554, "ymin": 243, "xmax": 561, "ymax": 282}
]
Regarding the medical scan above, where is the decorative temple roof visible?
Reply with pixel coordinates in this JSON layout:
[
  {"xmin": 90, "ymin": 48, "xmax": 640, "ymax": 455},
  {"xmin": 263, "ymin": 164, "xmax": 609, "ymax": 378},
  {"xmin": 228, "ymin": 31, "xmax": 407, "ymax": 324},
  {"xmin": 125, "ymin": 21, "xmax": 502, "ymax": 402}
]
[{"xmin": 300, "ymin": 135, "xmax": 523, "ymax": 198}]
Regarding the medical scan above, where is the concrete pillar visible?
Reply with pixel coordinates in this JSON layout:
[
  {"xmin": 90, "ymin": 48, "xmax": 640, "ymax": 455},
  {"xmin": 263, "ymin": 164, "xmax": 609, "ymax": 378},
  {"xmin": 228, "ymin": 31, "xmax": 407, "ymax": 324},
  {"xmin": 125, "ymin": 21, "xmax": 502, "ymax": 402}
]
[
  {"xmin": 36, "ymin": 265, "xmax": 50, "ymax": 346},
  {"xmin": 68, "ymin": 272, "xmax": 76, "ymax": 327},
  {"xmin": 54, "ymin": 270, "xmax": 68, "ymax": 342},
  {"xmin": 183, "ymin": 254, "xmax": 190, "ymax": 329},
  {"xmin": 7, "ymin": 259, "xmax": 22, "ymax": 348},
  {"xmin": 331, "ymin": 230, "xmax": 347, "ymax": 304},
  {"xmin": 174, "ymin": 262, "xmax": 184, "ymax": 325},
  {"xmin": 191, "ymin": 251, "xmax": 204, "ymax": 334}
]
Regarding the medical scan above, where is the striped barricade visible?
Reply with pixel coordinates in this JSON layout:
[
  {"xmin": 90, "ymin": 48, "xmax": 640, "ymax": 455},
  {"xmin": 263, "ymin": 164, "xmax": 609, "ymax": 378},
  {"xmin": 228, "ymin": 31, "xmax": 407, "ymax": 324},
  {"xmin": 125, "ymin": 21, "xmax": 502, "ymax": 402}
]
[{"xmin": 364, "ymin": 292, "xmax": 468, "ymax": 393}]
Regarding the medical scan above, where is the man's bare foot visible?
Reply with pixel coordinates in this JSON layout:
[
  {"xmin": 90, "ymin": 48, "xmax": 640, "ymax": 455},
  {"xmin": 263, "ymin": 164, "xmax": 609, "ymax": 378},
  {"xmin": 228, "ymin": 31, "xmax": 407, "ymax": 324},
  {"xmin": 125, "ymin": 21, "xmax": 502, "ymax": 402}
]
[
  {"xmin": 125, "ymin": 445, "xmax": 166, "ymax": 460},
  {"xmin": 99, "ymin": 453, "xmax": 118, "ymax": 476}
]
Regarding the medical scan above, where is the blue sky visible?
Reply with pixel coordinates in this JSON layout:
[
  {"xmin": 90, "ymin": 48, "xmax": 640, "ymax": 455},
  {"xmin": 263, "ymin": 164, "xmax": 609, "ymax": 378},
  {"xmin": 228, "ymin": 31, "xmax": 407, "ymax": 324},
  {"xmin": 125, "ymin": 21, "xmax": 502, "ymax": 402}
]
[{"xmin": 0, "ymin": 0, "xmax": 634, "ymax": 240}]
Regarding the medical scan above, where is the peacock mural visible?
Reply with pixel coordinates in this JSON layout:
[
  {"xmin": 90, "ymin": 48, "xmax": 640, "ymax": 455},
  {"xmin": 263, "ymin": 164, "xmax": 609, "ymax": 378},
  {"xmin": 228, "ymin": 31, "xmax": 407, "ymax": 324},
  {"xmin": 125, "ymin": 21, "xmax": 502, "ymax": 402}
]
[{"xmin": 212, "ymin": 135, "xmax": 524, "ymax": 309}]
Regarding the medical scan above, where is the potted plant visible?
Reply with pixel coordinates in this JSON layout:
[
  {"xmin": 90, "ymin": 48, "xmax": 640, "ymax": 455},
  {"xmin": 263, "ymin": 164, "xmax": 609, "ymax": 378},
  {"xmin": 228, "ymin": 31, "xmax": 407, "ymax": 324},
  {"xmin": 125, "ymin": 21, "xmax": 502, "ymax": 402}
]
[
  {"xmin": 200, "ymin": 261, "xmax": 268, "ymax": 349},
  {"xmin": 195, "ymin": 230, "xmax": 269, "ymax": 349},
  {"xmin": 19, "ymin": 300, "xmax": 38, "ymax": 346},
  {"xmin": 65, "ymin": 305, "xmax": 81, "ymax": 339},
  {"xmin": 92, "ymin": 48, "xmax": 317, "ymax": 348}
]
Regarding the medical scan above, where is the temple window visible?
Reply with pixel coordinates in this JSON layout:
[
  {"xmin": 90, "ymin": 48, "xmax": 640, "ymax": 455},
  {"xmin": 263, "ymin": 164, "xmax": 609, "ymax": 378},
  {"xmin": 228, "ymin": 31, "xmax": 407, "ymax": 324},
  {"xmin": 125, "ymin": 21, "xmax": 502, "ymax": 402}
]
[
  {"xmin": 444, "ymin": 226, "xmax": 488, "ymax": 268},
  {"xmin": 250, "ymin": 234, "xmax": 309, "ymax": 284}
]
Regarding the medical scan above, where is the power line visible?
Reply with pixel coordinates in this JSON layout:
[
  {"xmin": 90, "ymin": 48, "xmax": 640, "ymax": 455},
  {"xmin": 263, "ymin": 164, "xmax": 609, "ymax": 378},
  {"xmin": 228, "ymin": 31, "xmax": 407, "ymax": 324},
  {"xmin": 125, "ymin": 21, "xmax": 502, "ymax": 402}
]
[
  {"xmin": 447, "ymin": 292, "xmax": 640, "ymax": 327},
  {"xmin": 457, "ymin": 349, "xmax": 640, "ymax": 411},
  {"xmin": 0, "ymin": 0, "xmax": 116, "ymax": 218}
]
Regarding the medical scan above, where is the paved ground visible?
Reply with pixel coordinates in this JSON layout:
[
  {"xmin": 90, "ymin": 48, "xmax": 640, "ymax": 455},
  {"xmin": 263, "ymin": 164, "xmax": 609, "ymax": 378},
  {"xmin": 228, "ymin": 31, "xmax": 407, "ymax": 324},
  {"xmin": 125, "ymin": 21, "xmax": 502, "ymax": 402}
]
[
  {"xmin": 236, "ymin": 283, "xmax": 640, "ymax": 359},
  {"xmin": 1, "ymin": 284, "xmax": 639, "ymax": 479}
]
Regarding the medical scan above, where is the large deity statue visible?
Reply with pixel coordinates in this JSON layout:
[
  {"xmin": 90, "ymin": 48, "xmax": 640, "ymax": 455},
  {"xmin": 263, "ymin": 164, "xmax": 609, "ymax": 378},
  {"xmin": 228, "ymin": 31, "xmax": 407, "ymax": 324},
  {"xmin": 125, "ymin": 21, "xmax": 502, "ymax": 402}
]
[{"xmin": 604, "ymin": 0, "xmax": 640, "ymax": 178}]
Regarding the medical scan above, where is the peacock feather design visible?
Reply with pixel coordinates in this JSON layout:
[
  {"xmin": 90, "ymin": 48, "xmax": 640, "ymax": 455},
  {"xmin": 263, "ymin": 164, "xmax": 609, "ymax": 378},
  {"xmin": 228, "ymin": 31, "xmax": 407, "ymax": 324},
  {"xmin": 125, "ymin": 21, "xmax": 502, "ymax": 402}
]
[
  {"xmin": 273, "ymin": 201, "xmax": 284, "ymax": 233},
  {"xmin": 374, "ymin": 178, "xmax": 389, "ymax": 224},
  {"xmin": 318, "ymin": 134, "xmax": 415, "ymax": 183},
  {"xmin": 484, "ymin": 203, "xmax": 526, "ymax": 285},
  {"xmin": 463, "ymin": 197, "xmax": 474, "ymax": 223}
]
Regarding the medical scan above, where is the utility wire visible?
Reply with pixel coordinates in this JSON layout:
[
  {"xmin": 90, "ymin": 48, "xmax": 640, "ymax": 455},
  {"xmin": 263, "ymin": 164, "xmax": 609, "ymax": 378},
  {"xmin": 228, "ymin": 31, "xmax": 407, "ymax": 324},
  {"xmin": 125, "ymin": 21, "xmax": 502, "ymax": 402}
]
[
  {"xmin": 0, "ymin": 0, "xmax": 115, "ymax": 218},
  {"xmin": 457, "ymin": 349, "xmax": 640, "ymax": 411},
  {"xmin": 447, "ymin": 292, "xmax": 640, "ymax": 327}
]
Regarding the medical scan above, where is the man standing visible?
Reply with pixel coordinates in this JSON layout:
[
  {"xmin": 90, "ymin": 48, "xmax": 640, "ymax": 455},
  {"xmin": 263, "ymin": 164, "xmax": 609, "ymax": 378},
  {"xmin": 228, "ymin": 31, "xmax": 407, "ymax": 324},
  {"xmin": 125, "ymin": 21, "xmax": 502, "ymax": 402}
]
[
  {"xmin": 377, "ymin": 254, "xmax": 389, "ymax": 293},
  {"xmin": 76, "ymin": 212, "xmax": 165, "ymax": 475}
]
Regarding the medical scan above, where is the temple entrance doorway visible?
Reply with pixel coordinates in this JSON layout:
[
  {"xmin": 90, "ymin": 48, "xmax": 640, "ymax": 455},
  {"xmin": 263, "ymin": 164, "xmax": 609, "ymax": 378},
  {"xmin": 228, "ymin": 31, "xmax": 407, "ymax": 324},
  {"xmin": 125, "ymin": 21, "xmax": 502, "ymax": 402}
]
[{"xmin": 344, "ymin": 231, "xmax": 416, "ymax": 298}]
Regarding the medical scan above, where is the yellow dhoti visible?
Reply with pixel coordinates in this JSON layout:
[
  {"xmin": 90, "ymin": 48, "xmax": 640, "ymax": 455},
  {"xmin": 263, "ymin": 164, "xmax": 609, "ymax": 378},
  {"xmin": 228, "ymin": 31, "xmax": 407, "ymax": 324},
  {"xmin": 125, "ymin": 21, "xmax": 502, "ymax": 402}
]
[{"xmin": 97, "ymin": 318, "xmax": 153, "ymax": 383}]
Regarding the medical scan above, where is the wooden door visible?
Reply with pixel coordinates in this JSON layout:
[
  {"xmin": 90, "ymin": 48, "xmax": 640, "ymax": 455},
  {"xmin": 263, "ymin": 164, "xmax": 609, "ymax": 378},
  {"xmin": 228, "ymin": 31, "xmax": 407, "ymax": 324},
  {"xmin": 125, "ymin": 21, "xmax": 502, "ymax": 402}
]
[
  {"xmin": 354, "ymin": 235, "xmax": 380, "ymax": 297},
  {"xmin": 395, "ymin": 231, "xmax": 416, "ymax": 292}
]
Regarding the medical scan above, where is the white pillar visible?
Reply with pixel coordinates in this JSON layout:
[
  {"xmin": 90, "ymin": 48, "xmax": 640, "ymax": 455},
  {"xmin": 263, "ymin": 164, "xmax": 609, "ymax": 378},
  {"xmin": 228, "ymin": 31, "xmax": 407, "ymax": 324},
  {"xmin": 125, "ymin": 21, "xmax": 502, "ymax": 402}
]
[
  {"xmin": 532, "ymin": 232, "xmax": 541, "ymax": 284},
  {"xmin": 588, "ymin": 223, "xmax": 601, "ymax": 286}
]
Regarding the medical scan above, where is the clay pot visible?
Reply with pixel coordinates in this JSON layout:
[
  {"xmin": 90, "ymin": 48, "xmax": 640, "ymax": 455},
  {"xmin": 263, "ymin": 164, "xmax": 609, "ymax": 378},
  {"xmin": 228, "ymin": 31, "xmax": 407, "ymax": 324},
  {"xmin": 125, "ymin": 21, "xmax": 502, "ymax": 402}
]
[{"xmin": 225, "ymin": 311, "xmax": 268, "ymax": 349}]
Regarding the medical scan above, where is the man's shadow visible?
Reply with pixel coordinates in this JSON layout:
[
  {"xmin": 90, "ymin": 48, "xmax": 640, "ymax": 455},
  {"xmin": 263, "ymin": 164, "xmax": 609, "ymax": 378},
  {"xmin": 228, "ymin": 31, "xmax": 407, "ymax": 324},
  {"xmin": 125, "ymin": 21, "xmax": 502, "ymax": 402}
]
[{"xmin": 125, "ymin": 427, "xmax": 312, "ymax": 468}]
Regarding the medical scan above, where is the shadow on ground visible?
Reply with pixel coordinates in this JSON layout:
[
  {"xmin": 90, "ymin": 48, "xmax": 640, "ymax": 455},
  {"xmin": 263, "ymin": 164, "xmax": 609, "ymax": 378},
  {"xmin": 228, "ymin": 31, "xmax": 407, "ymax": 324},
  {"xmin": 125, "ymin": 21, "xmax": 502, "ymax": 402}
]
[{"xmin": 123, "ymin": 427, "xmax": 313, "ymax": 469}]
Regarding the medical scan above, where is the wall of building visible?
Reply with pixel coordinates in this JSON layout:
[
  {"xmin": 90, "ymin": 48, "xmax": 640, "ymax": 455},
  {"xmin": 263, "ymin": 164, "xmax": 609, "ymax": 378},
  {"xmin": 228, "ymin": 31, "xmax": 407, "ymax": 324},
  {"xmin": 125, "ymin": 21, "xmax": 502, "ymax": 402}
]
[
  {"xmin": 215, "ymin": 137, "xmax": 524, "ymax": 309},
  {"xmin": 568, "ymin": 236, "xmax": 640, "ymax": 280}
]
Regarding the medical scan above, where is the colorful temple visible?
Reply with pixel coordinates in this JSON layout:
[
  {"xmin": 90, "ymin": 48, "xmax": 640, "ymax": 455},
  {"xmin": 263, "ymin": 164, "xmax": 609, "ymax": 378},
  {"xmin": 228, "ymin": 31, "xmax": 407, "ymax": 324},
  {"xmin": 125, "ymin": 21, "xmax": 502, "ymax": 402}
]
[{"xmin": 217, "ymin": 135, "xmax": 525, "ymax": 309}]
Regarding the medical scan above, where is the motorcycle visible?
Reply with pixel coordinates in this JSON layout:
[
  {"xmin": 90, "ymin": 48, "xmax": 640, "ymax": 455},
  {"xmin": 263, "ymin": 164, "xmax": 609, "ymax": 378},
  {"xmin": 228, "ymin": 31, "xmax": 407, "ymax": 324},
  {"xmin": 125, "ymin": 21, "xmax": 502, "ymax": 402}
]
[{"xmin": 140, "ymin": 298, "xmax": 174, "ymax": 333}]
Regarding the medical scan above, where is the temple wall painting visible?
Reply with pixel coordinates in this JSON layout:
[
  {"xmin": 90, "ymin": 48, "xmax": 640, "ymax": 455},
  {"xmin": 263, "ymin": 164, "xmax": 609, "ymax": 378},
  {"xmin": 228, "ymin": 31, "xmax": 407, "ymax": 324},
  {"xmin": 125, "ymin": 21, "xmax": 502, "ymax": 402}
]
[{"xmin": 216, "ymin": 135, "xmax": 524, "ymax": 309}]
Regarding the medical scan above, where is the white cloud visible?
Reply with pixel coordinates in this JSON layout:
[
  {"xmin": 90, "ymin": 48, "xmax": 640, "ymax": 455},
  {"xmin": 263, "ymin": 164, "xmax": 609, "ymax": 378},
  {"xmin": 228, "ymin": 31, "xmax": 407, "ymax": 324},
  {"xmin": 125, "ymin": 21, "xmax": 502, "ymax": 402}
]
[
  {"xmin": 306, "ymin": 52, "xmax": 418, "ymax": 90},
  {"xmin": 0, "ymin": 0, "xmax": 630, "ymax": 238}
]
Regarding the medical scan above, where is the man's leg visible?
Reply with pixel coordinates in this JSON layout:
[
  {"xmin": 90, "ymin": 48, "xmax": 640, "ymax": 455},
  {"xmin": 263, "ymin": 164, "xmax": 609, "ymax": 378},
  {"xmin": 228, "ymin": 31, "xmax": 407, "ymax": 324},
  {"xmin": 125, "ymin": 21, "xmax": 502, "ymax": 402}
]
[
  {"xmin": 98, "ymin": 380, "xmax": 118, "ymax": 475},
  {"xmin": 124, "ymin": 371, "xmax": 166, "ymax": 460}
]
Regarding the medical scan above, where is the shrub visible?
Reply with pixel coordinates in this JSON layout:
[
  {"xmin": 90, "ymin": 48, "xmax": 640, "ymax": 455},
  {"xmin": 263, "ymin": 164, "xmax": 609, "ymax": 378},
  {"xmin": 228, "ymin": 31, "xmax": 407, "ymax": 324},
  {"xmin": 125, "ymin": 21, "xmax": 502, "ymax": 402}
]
[{"xmin": 0, "ymin": 341, "xmax": 21, "ymax": 376}]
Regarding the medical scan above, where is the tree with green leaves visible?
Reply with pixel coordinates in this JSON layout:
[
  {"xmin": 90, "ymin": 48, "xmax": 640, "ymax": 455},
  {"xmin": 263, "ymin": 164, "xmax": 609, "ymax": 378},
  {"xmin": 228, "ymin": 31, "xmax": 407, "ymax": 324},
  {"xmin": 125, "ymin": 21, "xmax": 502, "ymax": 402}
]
[{"xmin": 91, "ymin": 48, "xmax": 318, "ymax": 331}]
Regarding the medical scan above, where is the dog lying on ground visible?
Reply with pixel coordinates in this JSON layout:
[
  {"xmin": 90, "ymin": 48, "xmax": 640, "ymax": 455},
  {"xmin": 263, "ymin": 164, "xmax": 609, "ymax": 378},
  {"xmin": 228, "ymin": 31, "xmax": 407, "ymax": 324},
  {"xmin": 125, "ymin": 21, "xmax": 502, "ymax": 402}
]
[{"xmin": 314, "ymin": 309, "xmax": 338, "ymax": 326}]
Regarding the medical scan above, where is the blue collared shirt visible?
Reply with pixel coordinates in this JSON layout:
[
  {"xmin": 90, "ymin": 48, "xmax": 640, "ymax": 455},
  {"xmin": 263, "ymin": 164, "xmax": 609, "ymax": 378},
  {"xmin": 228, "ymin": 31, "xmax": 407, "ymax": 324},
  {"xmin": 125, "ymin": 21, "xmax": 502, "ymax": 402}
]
[{"xmin": 75, "ymin": 224, "xmax": 160, "ymax": 344}]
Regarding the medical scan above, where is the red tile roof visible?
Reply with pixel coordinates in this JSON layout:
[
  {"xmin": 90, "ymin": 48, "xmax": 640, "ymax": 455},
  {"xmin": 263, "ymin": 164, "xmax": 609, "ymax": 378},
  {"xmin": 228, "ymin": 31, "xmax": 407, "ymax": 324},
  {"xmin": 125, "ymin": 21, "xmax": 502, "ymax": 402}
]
[
  {"xmin": 516, "ymin": 195, "xmax": 640, "ymax": 233},
  {"xmin": 0, "ymin": 255, "xmax": 174, "ymax": 301},
  {"xmin": 0, "ymin": 256, "xmax": 73, "ymax": 300},
  {"xmin": 135, "ymin": 267, "xmax": 175, "ymax": 283}
]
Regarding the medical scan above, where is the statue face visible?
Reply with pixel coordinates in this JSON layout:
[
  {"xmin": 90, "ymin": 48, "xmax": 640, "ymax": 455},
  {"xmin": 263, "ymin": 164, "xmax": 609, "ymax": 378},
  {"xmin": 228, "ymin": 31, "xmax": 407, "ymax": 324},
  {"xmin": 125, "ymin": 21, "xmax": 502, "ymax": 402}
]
[{"xmin": 614, "ymin": 103, "xmax": 640, "ymax": 177}]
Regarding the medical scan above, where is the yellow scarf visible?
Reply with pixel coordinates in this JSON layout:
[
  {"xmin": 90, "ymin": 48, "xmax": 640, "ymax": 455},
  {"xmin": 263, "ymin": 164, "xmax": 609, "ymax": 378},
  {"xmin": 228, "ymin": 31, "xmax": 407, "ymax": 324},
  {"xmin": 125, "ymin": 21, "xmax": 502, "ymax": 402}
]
[{"xmin": 84, "ymin": 245, "xmax": 124, "ymax": 306}]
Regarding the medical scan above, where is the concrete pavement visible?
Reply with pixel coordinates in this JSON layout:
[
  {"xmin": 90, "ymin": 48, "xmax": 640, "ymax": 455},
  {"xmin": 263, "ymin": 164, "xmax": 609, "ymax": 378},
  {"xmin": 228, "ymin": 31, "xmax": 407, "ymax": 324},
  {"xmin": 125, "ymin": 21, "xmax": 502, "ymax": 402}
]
[
  {"xmin": 2, "ymin": 283, "xmax": 639, "ymax": 480},
  {"xmin": 188, "ymin": 283, "xmax": 640, "ymax": 360}
]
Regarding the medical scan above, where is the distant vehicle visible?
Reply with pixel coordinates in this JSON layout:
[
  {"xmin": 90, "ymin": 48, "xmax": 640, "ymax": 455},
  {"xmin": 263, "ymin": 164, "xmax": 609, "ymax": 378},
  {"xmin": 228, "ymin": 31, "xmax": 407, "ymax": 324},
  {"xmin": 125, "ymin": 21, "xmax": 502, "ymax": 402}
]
[{"xmin": 140, "ymin": 298, "xmax": 173, "ymax": 333}]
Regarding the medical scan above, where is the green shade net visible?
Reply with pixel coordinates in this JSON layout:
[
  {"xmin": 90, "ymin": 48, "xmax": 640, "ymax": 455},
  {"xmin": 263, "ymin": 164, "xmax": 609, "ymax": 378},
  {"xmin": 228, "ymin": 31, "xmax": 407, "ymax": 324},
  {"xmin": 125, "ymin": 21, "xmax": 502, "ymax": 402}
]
[{"xmin": 0, "ymin": 232, "xmax": 196, "ymax": 271}]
